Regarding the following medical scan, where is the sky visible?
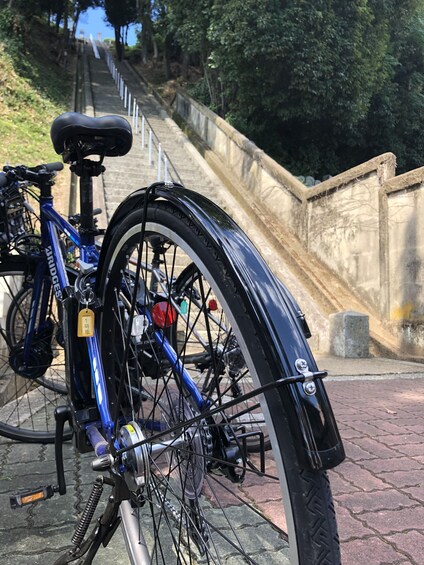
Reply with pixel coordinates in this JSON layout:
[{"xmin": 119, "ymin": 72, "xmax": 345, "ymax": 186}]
[{"xmin": 77, "ymin": 7, "xmax": 139, "ymax": 46}]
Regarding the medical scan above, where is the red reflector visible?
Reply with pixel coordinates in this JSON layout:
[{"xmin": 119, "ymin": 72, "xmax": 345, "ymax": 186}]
[
  {"xmin": 208, "ymin": 299, "xmax": 218, "ymax": 311},
  {"xmin": 151, "ymin": 302, "xmax": 177, "ymax": 328}
]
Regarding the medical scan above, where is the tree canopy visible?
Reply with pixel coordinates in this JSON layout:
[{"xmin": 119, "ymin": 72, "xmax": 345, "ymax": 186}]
[
  {"xmin": 151, "ymin": 0, "xmax": 424, "ymax": 176},
  {"xmin": 3, "ymin": 0, "xmax": 424, "ymax": 176}
]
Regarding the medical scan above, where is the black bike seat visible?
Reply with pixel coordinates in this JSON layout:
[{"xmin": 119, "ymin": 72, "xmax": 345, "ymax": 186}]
[{"xmin": 50, "ymin": 112, "xmax": 133, "ymax": 163}]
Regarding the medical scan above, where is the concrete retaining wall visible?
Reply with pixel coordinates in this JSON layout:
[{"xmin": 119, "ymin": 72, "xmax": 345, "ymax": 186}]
[{"xmin": 173, "ymin": 90, "xmax": 424, "ymax": 349}]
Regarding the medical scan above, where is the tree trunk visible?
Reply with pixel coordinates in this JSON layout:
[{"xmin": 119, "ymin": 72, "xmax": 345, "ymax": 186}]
[
  {"xmin": 114, "ymin": 26, "xmax": 123, "ymax": 60},
  {"xmin": 141, "ymin": 22, "xmax": 148, "ymax": 64},
  {"xmin": 55, "ymin": 1, "xmax": 64, "ymax": 32},
  {"xmin": 182, "ymin": 51, "xmax": 189, "ymax": 80},
  {"xmin": 164, "ymin": 33, "xmax": 172, "ymax": 80},
  {"xmin": 152, "ymin": 34, "xmax": 158, "ymax": 61},
  {"xmin": 72, "ymin": 7, "xmax": 82, "ymax": 40},
  {"xmin": 203, "ymin": 58, "xmax": 217, "ymax": 108}
]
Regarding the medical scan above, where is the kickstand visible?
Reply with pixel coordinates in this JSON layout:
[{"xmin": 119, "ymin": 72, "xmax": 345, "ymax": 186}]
[{"xmin": 53, "ymin": 475, "xmax": 129, "ymax": 565}]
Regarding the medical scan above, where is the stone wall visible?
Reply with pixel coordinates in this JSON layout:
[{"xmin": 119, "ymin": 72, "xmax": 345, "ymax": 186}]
[
  {"xmin": 173, "ymin": 89, "xmax": 424, "ymax": 350},
  {"xmin": 305, "ymin": 156, "xmax": 395, "ymax": 316}
]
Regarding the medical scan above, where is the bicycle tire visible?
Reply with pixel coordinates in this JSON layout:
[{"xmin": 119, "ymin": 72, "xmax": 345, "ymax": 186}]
[
  {"xmin": 98, "ymin": 199, "xmax": 340, "ymax": 564},
  {"xmin": 0, "ymin": 258, "xmax": 70, "ymax": 443}
]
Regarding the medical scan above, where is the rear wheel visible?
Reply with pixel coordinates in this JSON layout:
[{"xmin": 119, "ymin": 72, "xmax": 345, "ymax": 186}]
[
  {"xmin": 174, "ymin": 262, "xmax": 271, "ymax": 453},
  {"xmin": 99, "ymin": 202, "xmax": 340, "ymax": 564},
  {"xmin": 0, "ymin": 259, "xmax": 69, "ymax": 442}
]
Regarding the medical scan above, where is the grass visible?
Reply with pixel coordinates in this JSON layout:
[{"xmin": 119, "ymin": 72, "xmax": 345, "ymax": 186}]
[{"xmin": 0, "ymin": 14, "xmax": 72, "ymax": 166}]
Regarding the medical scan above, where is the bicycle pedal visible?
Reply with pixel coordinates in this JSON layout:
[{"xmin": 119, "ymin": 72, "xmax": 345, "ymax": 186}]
[{"xmin": 10, "ymin": 484, "xmax": 56, "ymax": 509}]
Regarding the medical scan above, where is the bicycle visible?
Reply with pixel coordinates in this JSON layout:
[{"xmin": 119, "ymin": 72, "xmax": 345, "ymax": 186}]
[{"xmin": 3, "ymin": 111, "xmax": 345, "ymax": 564}]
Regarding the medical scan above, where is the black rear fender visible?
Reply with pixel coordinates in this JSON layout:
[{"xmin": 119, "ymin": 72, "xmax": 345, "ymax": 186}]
[{"xmin": 97, "ymin": 182, "xmax": 345, "ymax": 471}]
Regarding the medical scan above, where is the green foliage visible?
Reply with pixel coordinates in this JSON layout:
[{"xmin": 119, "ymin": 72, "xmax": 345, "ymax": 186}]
[
  {"xmin": 126, "ymin": 44, "xmax": 142, "ymax": 63},
  {"xmin": 152, "ymin": 0, "xmax": 424, "ymax": 176},
  {"xmin": 166, "ymin": 0, "xmax": 212, "ymax": 56},
  {"xmin": 364, "ymin": 2, "xmax": 424, "ymax": 172},
  {"xmin": 205, "ymin": 0, "xmax": 395, "ymax": 174}
]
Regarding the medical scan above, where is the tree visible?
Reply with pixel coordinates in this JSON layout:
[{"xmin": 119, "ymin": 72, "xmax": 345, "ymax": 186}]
[
  {"xmin": 103, "ymin": 0, "xmax": 137, "ymax": 60},
  {"xmin": 205, "ymin": 0, "xmax": 395, "ymax": 174},
  {"xmin": 166, "ymin": 0, "xmax": 214, "ymax": 97},
  {"xmin": 136, "ymin": 0, "xmax": 158, "ymax": 64},
  {"xmin": 71, "ymin": 0, "xmax": 102, "ymax": 39},
  {"xmin": 363, "ymin": 1, "xmax": 424, "ymax": 172}
]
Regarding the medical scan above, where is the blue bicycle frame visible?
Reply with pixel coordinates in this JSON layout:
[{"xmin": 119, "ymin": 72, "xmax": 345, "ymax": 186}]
[
  {"xmin": 38, "ymin": 196, "xmax": 116, "ymax": 443},
  {"xmin": 35, "ymin": 192, "xmax": 207, "ymax": 453}
]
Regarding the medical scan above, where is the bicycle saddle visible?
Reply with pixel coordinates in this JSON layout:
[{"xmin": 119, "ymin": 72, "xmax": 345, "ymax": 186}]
[{"xmin": 50, "ymin": 112, "xmax": 133, "ymax": 163}]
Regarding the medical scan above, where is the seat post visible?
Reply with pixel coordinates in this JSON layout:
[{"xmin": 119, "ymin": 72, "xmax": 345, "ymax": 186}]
[
  {"xmin": 80, "ymin": 172, "xmax": 94, "ymax": 246},
  {"xmin": 73, "ymin": 158, "xmax": 104, "ymax": 247}
]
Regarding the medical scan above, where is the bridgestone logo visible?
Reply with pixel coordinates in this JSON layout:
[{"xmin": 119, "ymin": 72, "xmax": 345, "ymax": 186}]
[{"xmin": 45, "ymin": 246, "xmax": 62, "ymax": 299}]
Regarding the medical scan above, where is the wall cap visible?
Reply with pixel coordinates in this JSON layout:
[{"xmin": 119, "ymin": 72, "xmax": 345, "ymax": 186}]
[
  {"xmin": 174, "ymin": 89, "xmax": 397, "ymax": 204},
  {"xmin": 385, "ymin": 165, "xmax": 424, "ymax": 195}
]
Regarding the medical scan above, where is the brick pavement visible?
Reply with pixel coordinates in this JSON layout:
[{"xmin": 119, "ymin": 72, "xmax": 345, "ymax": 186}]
[
  {"xmin": 1, "ymin": 366, "xmax": 423, "ymax": 563},
  {"xmin": 326, "ymin": 375, "xmax": 424, "ymax": 565}
]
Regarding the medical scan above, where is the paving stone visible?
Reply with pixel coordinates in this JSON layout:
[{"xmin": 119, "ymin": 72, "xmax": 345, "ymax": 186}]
[
  {"xmin": 334, "ymin": 504, "xmax": 375, "ymax": 541},
  {"xmin": 337, "ymin": 489, "xmax": 418, "ymax": 514},
  {"xmin": 393, "ymin": 443, "xmax": 424, "ymax": 457},
  {"xmin": 0, "ymin": 458, "xmax": 75, "ymax": 483},
  {"xmin": 203, "ymin": 476, "xmax": 246, "ymax": 508},
  {"xmin": 371, "ymin": 420, "xmax": 411, "ymax": 435},
  {"xmin": 374, "ymin": 433, "xmax": 417, "ymax": 449},
  {"xmin": 243, "ymin": 481, "xmax": 282, "ymax": 502},
  {"xmin": 341, "ymin": 536, "xmax": 405, "ymax": 565},
  {"xmin": 347, "ymin": 419, "xmax": 395, "ymax": 435},
  {"xmin": 257, "ymin": 499, "xmax": 287, "ymax": 531},
  {"xmin": 360, "ymin": 457, "xmax": 423, "ymax": 474},
  {"xmin": 403, "ymin": 423, "xmax": 424, "ymax": 434},
  {"xmin": 228, "ymin": 549, "xmax": 290, "ymax": 564},
  {"xmin": 360, "ymin": 505, "xmax": 424, "ymax": 534},
  {"xmin": 386, "ymin": 531, "xmax": 424, "ymax": 564},
  {"xmin": 5, "ymin": 444, "xmax": 43, "ymax": 465},
  {"xmin": 336, "ymin": 461, "xmax": 392, "ymax": 491},
  {"xmin": 338, "ymin": 426, "xmax": 364, "ymax": 440},
  {"xmin": 328, "ymin": 470, "xmax": 361, "ymax": 495},
  {"xmin": 348, "ymin": 437, "xmax": 402, "ymax": 459},
  {"xmin": 343, "ymin": 439, "xmax": 377, "ymax": 460},
  {"xmin": 402, "ymin": 485, "xmax": 424, "ymax": 503},
  {"xmin": 379, "ymin": 469, "xmax": 424, "ymax": 489},
  {"xmin": 0, "ymin": 469, "xmax": 58, "ymax": 495},
  {"xmin": 0, "ymin": 522, "xmax": 75, "ymax": 557}
]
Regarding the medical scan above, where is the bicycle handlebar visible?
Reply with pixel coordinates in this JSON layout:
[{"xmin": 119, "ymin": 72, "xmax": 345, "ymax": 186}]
[
  {"xmin": 2, "ymin": 162, "xmax": 64, "ymax": 186},
  {"xmin": 44, "ymin": 162, "xmax": 64, "ymax": 172}
]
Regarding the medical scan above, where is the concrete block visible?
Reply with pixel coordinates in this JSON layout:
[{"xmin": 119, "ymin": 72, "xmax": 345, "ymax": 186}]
[{"xmin": 329, "ymin": 311, "xmax": 369, "ymax": 358}]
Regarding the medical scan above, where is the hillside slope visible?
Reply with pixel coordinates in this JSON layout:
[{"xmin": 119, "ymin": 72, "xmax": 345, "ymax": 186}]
[{"xmin": 0, "ymin": 13, "xmax": 72, "ymax": 165}]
